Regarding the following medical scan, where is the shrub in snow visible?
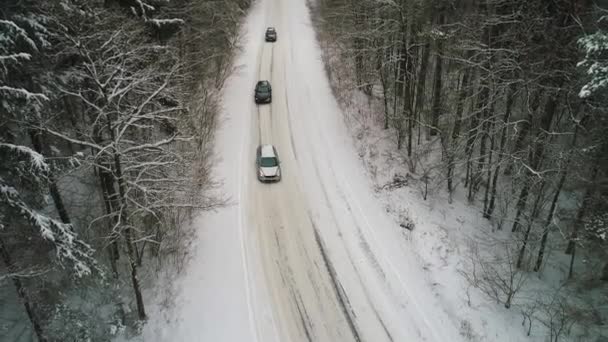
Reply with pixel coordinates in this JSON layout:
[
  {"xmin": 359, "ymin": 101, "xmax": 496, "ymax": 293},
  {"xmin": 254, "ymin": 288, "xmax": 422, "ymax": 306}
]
[{"xmin": 460, "ymin": 240, "xmax": 527, "ymax": 309}]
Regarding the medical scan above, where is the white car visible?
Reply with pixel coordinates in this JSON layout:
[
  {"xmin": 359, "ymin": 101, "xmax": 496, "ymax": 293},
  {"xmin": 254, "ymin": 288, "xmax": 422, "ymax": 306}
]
[{"xmin": 256, "ymin": 144, "xmax": 281, "ymax": 182}]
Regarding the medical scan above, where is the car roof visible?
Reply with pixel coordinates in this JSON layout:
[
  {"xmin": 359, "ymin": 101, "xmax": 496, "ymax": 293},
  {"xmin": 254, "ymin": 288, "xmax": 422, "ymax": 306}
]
[{"xmin": 260, "ymin": 144, "xmax": 276, "ymax": 158}]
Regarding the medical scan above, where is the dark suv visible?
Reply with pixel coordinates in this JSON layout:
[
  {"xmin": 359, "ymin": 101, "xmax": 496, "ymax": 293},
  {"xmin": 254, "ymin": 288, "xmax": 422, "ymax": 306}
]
[
  {"xmin": 254, "ymin": 80, "xmax": 272, "ymax": 104},
  {"xmin": 265, "ymin": 27, "xmax": 277, "ymax": 42}
]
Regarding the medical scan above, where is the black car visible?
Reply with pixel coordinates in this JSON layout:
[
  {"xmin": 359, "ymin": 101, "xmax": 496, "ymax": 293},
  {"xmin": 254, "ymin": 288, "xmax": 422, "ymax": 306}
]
[
  {"xmin": 255, "ymin": 80, "xmax": 272, "ymax": 104},
  {"xmin": 265, "ymin": 27, "xmax": 277, "ymax": 42}
]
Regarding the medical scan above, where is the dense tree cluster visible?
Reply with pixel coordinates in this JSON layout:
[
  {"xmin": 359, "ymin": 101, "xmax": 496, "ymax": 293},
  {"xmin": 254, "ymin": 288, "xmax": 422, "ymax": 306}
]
[
  {"xmin": 316, "ymin": 0, "xmax": 607, "ymax": 339},
  {"xmin": 0, "ymin": 0, "xmax": 249, "ymax": 340}
]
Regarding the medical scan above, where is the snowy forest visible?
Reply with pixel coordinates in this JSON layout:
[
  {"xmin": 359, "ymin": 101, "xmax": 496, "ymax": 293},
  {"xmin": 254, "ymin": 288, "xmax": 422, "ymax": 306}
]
[
  {"xmin": 314, "ymin": 0, "xmax": 608, "ymax": 340},
  {"xmin": 2, "ymin": 0, "xmax": 608, "ymax": 340},
  {"xmin": 0, "ymin": 0, "xmax": 249, "ymax": 340}
]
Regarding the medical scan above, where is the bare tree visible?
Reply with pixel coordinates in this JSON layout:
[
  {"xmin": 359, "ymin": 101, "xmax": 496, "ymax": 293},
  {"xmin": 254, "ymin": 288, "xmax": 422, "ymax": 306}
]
[
  {"xmin": 460, "ymin": 239, "xmax": 527, "ymax": 309},
  {"xmin": 44, "ymin": 13, "xmax": 222, "ymax": 320}
]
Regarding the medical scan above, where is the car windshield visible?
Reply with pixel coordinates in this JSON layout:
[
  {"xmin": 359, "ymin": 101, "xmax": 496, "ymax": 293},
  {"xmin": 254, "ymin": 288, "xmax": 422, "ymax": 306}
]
[
  {"xmin": 260, "ymin": 157, "xmax": 278, "ymax": 167},
  {"xmin": 257, "ymin": 84, "xmax": 269, "ymax": 92}
]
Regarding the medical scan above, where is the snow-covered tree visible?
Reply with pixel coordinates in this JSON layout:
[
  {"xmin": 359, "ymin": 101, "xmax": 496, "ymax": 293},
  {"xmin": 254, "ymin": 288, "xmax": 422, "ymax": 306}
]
[
  {"xmin": 578, "ymin": 15, "xmax": 608, "ymax": 98},
  {"xmin": 0, "ymin": 4, "xmax": 98, "ymax": 341},
  {"xmin": 1, "ymin": 0, "xmax": 245, "ymax": 339},
  {"xmin": 317, "ymin": 0, "xmax": 607, "ymax": 340},
  {"xmin": 45, "ymin": 6, "xmax": 222, "ymax": 320}
]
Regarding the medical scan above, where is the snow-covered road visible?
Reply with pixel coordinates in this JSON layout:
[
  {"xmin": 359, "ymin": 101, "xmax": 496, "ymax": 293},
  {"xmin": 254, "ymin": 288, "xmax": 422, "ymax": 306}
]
[{"xmin": 143, "ymin": 0, "xmax": 465, "ymax": 341}]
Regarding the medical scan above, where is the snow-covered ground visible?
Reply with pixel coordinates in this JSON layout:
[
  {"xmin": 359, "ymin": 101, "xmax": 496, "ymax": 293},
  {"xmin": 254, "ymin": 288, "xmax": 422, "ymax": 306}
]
[
  {"xmin": 330, "ymin": 89, "xmax": 536, "ymax": 342},
  {"xmin": 136, "ymin": 0, "xmax": 541, "ymax": 341},
  {"xmin": 316, "ymin": 8, "xmax": 607, "ymax": 342}
]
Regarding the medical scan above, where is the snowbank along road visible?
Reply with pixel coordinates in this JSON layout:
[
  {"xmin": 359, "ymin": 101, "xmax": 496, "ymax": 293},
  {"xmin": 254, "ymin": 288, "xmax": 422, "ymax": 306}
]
[{"xmin": 145, "ymin": 0, "xmax": 467, "ymax": 340}]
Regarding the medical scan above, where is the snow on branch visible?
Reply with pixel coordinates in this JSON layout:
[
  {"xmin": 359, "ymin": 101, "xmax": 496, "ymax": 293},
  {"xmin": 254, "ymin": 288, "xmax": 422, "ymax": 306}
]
[
  {"xmin": 0, "ymin": 267, "xmax": 48, "ymax": 283},
  {"xmin": 0, "ymin": 85, "xmax": 49, "ymax": 102},
  {"xmin": 585, "ymin": 213, "xmax": 608, "ymax": 241},
  {"xmin": 0, "ymin": 52, "xmax": 32, "ymax": 63},
  {"xmin": 148, "ymin": 18, "xmax": 185, "ymax": 28},
  {"xmin": 0, "ymin": 179, "xmax": 97, "ymax": 277},
  {"xmin": 0, "ymin": 19, "xmax": 38, "ymax": 52},
  {"xmin": 131, "ymin": 0, "xmax": 156, "ymax": 18},
  {"xmin": 121, "ymin": 133, "xmax": 177, "ymax": 154},
  {"xmin": 42, "ymin": 127, "xmax": 104, "ymax": 151},
  {"xmin": 577, "ymin": 30, "xmax": 608, "ymax": 98},
  {"xmin": 0, "ymin": 143, "xmax": 49, "ymax": 174},
  {"xmin": 12, "ymin": 13, "xmax": 51, "ymax": 49}
]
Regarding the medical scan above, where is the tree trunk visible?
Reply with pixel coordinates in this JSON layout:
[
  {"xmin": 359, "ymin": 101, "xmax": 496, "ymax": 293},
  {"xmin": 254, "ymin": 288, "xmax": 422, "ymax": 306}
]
[
  {"xmin": 378, "ymin": 47, "xmax": 390, "ymax": 130},
  {"xmin": 565, "ymin": 159, "xmax": 599, "ymax": 256},
  {"xmin": 64, "ymin": 95, "xmax": 78, "ymax": 142},
  {"xmin": 353, "ymin": 8, "xmax": 365, "ymax": 87},
  {"xmin": 429, "ymin": 12, "xmax": 444, "ymax": 136},
  {"xmin": 446, "ymin": 62, "xmax": 472, "ymax": 196},
  {"xmin": 396, "ymin": 38, "xmax": 410, "ymax": 152},
  {"xmin": 430, "ymin": 19, "xmax": 443, "ymax": 137},
  {"xmin": 475, "ymin": 92, "xmax": 494, "ymax": 196},
  {"xmin": 517, "ymin": 182, "xmax": 545, "ymax": 269},
  {"xmin": 474, "ymin": 17, "xmax": 494, "ymax": 198},
  {"xmin": 115, "ymin": 160, "xmax": 146, "ymax": 319},
  {"xmin": 485, "ymin": 83, "xmax": 515, "ymax": 219},
  {"xmin": 29, "ymin": 130, "xmax": 71, "ymax": 224},
  {"xmin": 482, "ymin": 128, "xmax": 495, "ymax": 214},
  {"xmin": 568, "ymin": 241, "xmax": 576, "ymax": 279},
  {"xmin": 48, "ymin": 182, "xmax": 71, "ymax": 224},
  {"xmin": 464, "ymin": 82, "xmax": 488, "ymax": 200},
  {"xmin": 115, "ymin": 150, "xmax": 147, "ymax": 320},
  {"xmin": 601, "ymin": 262, "xmax": 608, "ymax": 281},
  {"xmin": 534, "ymin": 123, "xmax": 579, "ymax": 271},
  {"xmin": 92, "ymin": 117, "xmax": 122, "ymax": 275},
  {"xmin": 396, "ymin": 116, "xmax": 404, "ymax": 150},
  {"xmin": 0, "ymin": 237, "xmax": 48, "ymax": 342},
  {"xmin": 504, "ymin": 90, "xmax": 541, "ymax": 176},
  {"xmin": 414, "ymin": 40, "xmax": 430, "ymax": 145},
  {"xmin": 511, "ymin": 178, "xmax": 531, "ymax": 232},
  {"xmin": 392, "ymin": 45, "xmax": 401, "ymax": 131},
  {"xmin": 511, "ymin": 93, "xmax": 558, "ymax": 232},
  {"xmin": 107, "ymin": 117, "xmax": 147, "ymax": 320},
  {"xmin": 125, "ymin": 226, "xmax": 146, "ymax": 320},
  {"xmin": 98, "ymin": 167, "xmax": 120, "ymax": 277},
  {"xmin": 534, "ymin": 170, "xmax": 567, "ymax": 271},
  {"xmin": 404, "ymin": 17, "xmax": 415, "ymax": 157}
]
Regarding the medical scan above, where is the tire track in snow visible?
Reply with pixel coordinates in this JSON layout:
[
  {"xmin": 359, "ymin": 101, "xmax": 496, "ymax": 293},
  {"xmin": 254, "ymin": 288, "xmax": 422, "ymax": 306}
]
[
  {"xmin": 243, "ymin": 7, "xmax": 283, "ymax": 341},
  {"xmin": 310, "ymin": 222, "xmax": 363, "ymax": 342},
  {"xmin": 252, "ymin": 14, "xmax": 335, "ymax": 340},
  {"xmin": 269, "ymin": 42, "xmax": 275, "ymax": 125},
  {"xmin": 309, "ymin": 80, "xmax": 449, "ymax": 341},
  {"xmin": 292, "ymin": 289, "xmax": 314, "ymax": 342},
  {"xmin": 254, "ymin": 40, "xmax": 265, "ymax": 146},
  {"xmin": 323, "ymin": 160, "xmax": 387, "ymax": 282},
  {"xmin": 238, "ymin": 19, "xmax": 266, "ymax": 342},
  {"xmin": 282, "ymin": 20, "xmax": 397, "ymax": 337},
  {"xmin": 283, "ymin": 87, "xmax": 298, "ymax": 161},
  {"xmin": 251, "ymin": 1, "xmax": 386, "ymax": 340},
  {"xmin": 309, "ymin": 161, "xmax": 394, "ymax": 342}
]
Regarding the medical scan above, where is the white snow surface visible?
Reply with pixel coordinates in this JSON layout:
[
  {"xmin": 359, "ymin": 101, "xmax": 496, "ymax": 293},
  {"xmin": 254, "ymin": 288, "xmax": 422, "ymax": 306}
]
[{"xmin": 139, "ymin": 0, "xmax": 473, "ymax": 340}]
